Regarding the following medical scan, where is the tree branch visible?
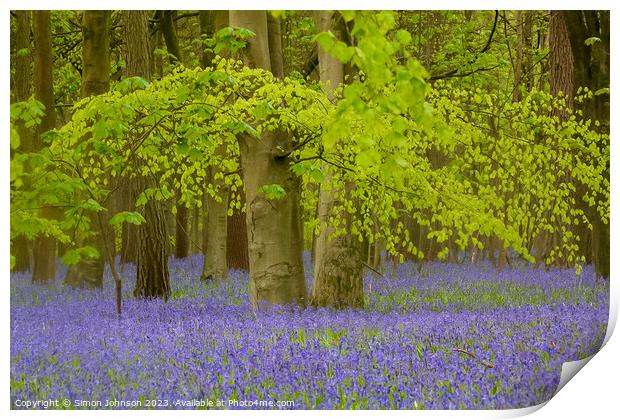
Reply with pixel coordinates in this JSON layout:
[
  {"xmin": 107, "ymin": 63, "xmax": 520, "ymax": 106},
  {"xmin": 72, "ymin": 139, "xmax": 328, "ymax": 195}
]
[
  {"xmin": 452, "ymin": 347, "xmax": 495, "ymax": 368},
  {"xmin": 430, "ymin": 65, "xmax": 500, "ymax": 81},
  {"xmin": 480, "ymin": 10, "xmax": 499, "ymax": 54},
  {"xmin": 429, "ymin": 10, "xmax": 499, "ymax": 81}
]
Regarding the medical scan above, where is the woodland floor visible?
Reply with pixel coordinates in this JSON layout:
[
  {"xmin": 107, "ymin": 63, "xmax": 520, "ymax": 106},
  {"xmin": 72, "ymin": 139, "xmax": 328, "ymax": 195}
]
[{"xmin": 10, "ymin": 253, "xmax": 608, "ymax": 409}]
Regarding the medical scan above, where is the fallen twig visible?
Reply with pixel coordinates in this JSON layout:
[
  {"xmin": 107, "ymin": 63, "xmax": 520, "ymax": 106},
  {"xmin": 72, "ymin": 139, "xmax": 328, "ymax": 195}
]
[
  {"xmin": 452, "ymin": 347, "xmax": 495, "ymax": 368},
  {"xmin": 363, "ymin": 262, "xmax": 384, "ymax": 277}
]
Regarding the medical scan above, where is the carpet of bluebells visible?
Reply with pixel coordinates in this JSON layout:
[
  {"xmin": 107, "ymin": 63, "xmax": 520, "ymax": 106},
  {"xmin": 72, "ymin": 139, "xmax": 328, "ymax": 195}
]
[{"xmin": 10, "ymin": 253, "xmax": 608, "ymax": 409}]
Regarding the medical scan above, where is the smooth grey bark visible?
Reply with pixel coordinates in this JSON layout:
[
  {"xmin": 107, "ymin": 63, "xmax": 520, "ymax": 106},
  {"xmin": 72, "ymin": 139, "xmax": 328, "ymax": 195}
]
[
  {"xmin": 310, "ymin": 11, "xmax": 364, "ymax": 309},
  {"xmin": 201, "ymin": 180, "xmax": 229, "ymax": 281},
  {"xmin": 198, "ymin": 10, "xmax": 231, "ymax": 278},
  {"xmin": 230, "ymin": 10, "xmax": 306, "ymax": 307},
  {"xmin": 267, "ymin": 13, "xmax": 284, "ymax": 78}
]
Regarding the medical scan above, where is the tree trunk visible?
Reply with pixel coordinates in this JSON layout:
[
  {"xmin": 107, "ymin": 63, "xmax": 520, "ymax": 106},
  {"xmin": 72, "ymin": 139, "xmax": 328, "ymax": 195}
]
[
  {"xmin": 201, "ymin": 182, "xmax": 229, "ymax": 280},
  {"xmin": 64, "ymin": 10, "xmax": 111, "ymax": 289},
  {"xmin": 120, "ymin": 10, "xmax": 151, "ymax": 264},
  {"xmin": 267, "ymin": 13, "xmax": 284, "ymax": 78},
  {"xmin": 226, "ymin": 188, "xmax": 249, "ymax": 270},
  {"xmin": 150, "ymin": 12, "xmax": 164, "ymax": 80},
  {"xmin": 134, "ymin": 187, "xmax": 171, "ymax": 299},
  {"xmin": 239, "ymin": 130, "xmax": 307, "ymax": 306},
  {"xmin": 175, "ymin": 202, "xmax": 190, "ymax": 258},
  {"xmin": 160, "ymin": 10, "xmax": 186, "ymax": 260},
  {"xmin": 561, "ymin": 11, "xmax": 610, "ymax": 279},
  {"xmin": 120, "ymin": 192, "xmax": 139, "ymax": 264},
  {"xmin": 11, "ymin": 10, "xmax": 32, "ymax": 273},
  {"xmin": 550, "ymin": 11, "xmax": 575, "ymax": 113},
  {"xmin": 547, "ymin": 10, "xmax": 589, "ymax": 266},
  {"xmin": 80, "ymin": 11, "xmax": 110, "ymax": 96},
  {"xmin": 198, "ymin": 10, "xmax": 229, "ymax": 68},
  {"xmin": 230, "ymin": 10, "xmax": 306, "ymax": 307},
  {"xmin": 159, "ymin": 11, "xmax": 182, "ymax": 64},
  {"xmin": 513, "ymin": 11, "xmax": 523, "ymax": 102},
  {"xmin": 191, "ymin": 205, "xmax": 201, "ymax": 255},
  {"xmin": 310, "ymin": 11, "xmax": 364, "ymax": 308},
  {"xmin": 198, "ymin": 10, "xmax": 235, "ymax": 275},
  {"xmin": 312, "ymin": 181, "xmax": 365, "ymax": 308},
  {"xmin": 124, "ymin": 10, "xmax": 171, "ymax": 299},
  {"xmin": 522, "ymin": 11, "xmax": 533, "ymax": 91},
  {"xmin": 31, "ymin": 11, "xmax": 57, "ymax": 283}
]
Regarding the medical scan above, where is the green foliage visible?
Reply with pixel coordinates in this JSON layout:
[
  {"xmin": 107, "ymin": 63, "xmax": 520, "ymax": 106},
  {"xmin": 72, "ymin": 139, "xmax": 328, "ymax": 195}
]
[
  {"xmin": 291, "ymin": 162, "xmax": 324, "ymax": 183},
  {"xmin": 11, "ymin": 98, "xmax": 45, "ymax": 128},
  {"xmin": 108, "ymin": 211, "xmax": 146, "ymax": 226},
  {"xmin": 9, "ymin": 10, "xmax": 609, "ymax": 274},
  {"xmin": 11, "ymin": 97, "xmax": 75, "ymax": 257},
  {"xmin": 16, "ymin": 48, "xmax": 30, "ymax": 57},
  {"xmin": 259, "ymin": 184, "xmax": 287, "ymax": 200},
  {"xmin": 60, "ymin": 246, "xmax": 100, "ymax": 266},
  {"xmin": 299, "ymin": 10, "xmax": 608, "ymax": 269},
  {"xmin": 115, "ymin": 76, "xmax": 150, "ymax": 94},
  {"xmin": 202, "ymin": 26, "xmax": 257, "ymax": 58}
]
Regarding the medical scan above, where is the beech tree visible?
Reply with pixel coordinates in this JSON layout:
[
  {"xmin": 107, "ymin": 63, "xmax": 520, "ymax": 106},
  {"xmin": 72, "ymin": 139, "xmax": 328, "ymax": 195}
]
[
  {"xmin": 199, "ymin": 10, "xmax": 230, "ymax": 281},
  {"xmin": 230, "ymin": 10, "xmax": 307, "ymax": 306},
  {"xmin": 311, "ymin": 11, "xmax": 364, "ymax": 308},
  {"xmin": 64, "ymin": 10, "xmax": 111, "ymax": 289},
  {"xmin": 560, "ymin": 11, "xmax": 610, "ymax": 279},
  {"xmin": 31, "ymin": 10, "xmax": 57, "ymax": 283},
  {"xmin": 11, "ymin": 10, "xmax": 32, "ymax": 273}
]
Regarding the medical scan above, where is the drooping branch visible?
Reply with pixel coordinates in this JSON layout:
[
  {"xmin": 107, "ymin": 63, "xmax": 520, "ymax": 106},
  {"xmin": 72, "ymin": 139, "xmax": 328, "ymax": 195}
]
[
  {"xmin": 301, "ymin": 46, "xmax": 319, "ymax": 77},
  {"xmin": 480, "ymin": 10, "xmax": 499, "ymax": 53},
  {"xmin": 430, "ymin": 64, "xmax": 500, "ymax": 81},
  {"xmin": 429, "ymin": 10, "xmax": 499, "ymax": 81}
]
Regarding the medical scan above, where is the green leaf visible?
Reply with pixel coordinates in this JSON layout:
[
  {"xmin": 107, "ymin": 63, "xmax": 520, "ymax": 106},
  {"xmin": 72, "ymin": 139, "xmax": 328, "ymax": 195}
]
[
  {"xmin": 394, "ymin": 156, "xmax": 409, "ymax": 168},
  {"xmin": 135, "ymin": 193, "xmax": 147, "ymax": 207},
  {"xmin": 61, "ymin": 246, "xmax": 100, "ymax": 266},
  {"xmin": 355, "ymin": 149, "xmax": 381, "ymax": 168},
  {"xmin": 314, "ymin": 31, "xmax": 336, "ymax": 52},
  {"xmin": 116, "ymin": 76, "xmax": 149, "ymax": 94},
  {"xmin": 188, "ymin": 148, "xmax": 203, "ymax": 162},
  {"xmin": 16, "ymin": 48, "xmax": 30, "ymax": 57},
  {"xmin": 291, "ymin": 162, "xmax": 324, "ymax": 183},
  {"xmin": 395, "ymin": 29, "xmax": 412, "ymax": 46},
  {"xmin": 340, "ymin": 10, "xmax": 356, "ymax": 22},
  {"xmin": 584, "ymin": 37, "xmax": 601, "ymax": 46},
  {"xmin": 331, "ymin": 42, "xmax": 355, "ymax": 63},
  {"xmin": 10, "ymin": 126, "xmax": 20, "ymax": 150},
  {"xmin": 92, "ymin": 120, "xmax": 109, "ymax": 141},
  {"xmin": 259, "ymin": 183, "xmax": 287, "ymax": 200},
  {"xmin": 61, "ymin": 250, "xmax": 82, "ymax": 266},
  {"xmin": 81, "ymin": 198, "xmax": 105, "ymax": 213},
  {"xmin": 108, "ymin": 211, "xmax": 146, "ymax": 226},
  {"xmin": 175, "ymin": 85, "xmax": 191, "ymax": 104}
]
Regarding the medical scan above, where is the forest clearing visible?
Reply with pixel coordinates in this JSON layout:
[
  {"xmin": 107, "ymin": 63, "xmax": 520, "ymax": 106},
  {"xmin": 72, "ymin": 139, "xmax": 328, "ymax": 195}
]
[{"xmin": 9, "ymin": 9, "xmax": 610, "ymax": 410}]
